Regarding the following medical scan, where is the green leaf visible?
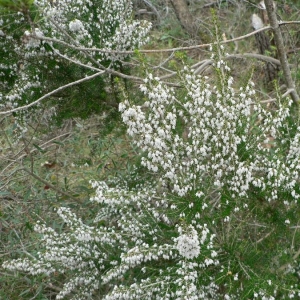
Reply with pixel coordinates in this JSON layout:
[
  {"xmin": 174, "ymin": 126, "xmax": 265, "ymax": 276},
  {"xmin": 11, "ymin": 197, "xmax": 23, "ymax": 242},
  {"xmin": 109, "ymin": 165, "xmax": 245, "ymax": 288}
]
[
  {"xmin": 32, "ymin": 143, "xmax": 46, "ymax": 153},
  {"xmin": 0, "ymin": 191, "xmax": 11, "ymax": 196},
  {"xmin": 52, "ymin": 141, "xmax": 65, "ymax": 146},
  {"xmin": 97, "ymin": 162, "xmax": 106, "ymax": 172},
  {"xmin": 0, "ymin": 0, "xmax": 34, "ymax": 12}
]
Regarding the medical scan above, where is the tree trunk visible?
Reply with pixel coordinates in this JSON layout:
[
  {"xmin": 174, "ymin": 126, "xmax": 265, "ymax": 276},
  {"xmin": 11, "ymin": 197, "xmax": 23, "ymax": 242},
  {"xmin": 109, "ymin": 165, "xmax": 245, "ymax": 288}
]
[
  {"xmin": 169, "ymin": 0, "xmax": 198, "ymax": 39},
  {"xmin": 251, "ymin": 13, "xmax": 278, "ymax": 86},
  {"xmin": 264, "ymin": 0, "xmax": 299, "ymax": 104}
]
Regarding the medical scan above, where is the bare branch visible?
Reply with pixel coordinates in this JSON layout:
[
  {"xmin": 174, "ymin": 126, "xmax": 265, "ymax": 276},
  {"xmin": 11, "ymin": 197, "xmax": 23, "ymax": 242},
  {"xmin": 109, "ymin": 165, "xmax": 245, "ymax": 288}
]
[
  {"xmin": 29, "ymin": 20, "xmax": 300, "ymax": 54},
  {"xmin": 0, "ymin": 71, "xmax": 105, "ymax": 115}
]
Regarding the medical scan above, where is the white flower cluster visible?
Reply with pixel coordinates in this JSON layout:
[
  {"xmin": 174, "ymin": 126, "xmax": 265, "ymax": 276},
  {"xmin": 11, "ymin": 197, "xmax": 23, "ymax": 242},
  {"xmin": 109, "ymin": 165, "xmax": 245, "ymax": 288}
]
[
  {"xmin": 3, "ymin": 207, "xmax": 108, "ymax": 299},
  {"xmin": 3, "ymin": 179, "xmax": 220, "ymax": 299},
  {"xmin": 68, "ymin": 19, "xmax": 88, "ymax": 41},
  {"xmin": 23, "ymin": 28, "xmax": 44, "ymax": 49},
  {"xmin": 120, "ymin": 56, "xmax": 300, "ymax": 203},
  {"xmin": 34, "ymin": 0, "xmax": 151, "ymax": 59},
  {"xmin": 103, "ymin": 20, "xmax": 151, "ymax": 61},
  {"xmin": 175, "ymin": 225, "xmax": 200, "ymax": 259},
  {"xmin": 68, "ymin": 19, "xmax": 84, "ymax": 33}
]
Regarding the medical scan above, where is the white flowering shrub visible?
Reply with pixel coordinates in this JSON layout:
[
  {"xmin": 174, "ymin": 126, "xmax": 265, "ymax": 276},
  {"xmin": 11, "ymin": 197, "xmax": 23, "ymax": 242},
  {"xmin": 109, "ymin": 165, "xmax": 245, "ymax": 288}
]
[
  {"xmin": 3, "ymin": 37, "xmax": 300, "ymax": 299},
  {"xmin": 120, "ymin": 47, "xmax": 299, "ymax": 204},
  {"xmin": 32, "ymin": 0, "xmax": 151, "ymax": 61},
  {"xmin": 3, "ymin": 181, "xmax": 219, "ymax": 299},
  {"xmin": 0, "ymin": 0, "xmax": 151, "ymax": 125}
]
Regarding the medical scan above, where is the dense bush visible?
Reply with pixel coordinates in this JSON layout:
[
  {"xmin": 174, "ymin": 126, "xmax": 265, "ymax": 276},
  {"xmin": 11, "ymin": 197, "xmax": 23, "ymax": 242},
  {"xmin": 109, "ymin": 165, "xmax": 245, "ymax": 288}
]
[
  {"xmin": 3, "ymin": 39, "xmax": 300, "ymax": 298},
  {"xmin": 2, "ymin": 1, "xmax": 300, "ymax": 299}
]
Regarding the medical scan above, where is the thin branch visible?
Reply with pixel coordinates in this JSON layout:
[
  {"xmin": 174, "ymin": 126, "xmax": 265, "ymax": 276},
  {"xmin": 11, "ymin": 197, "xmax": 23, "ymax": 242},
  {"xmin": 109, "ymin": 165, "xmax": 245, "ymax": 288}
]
[
  {"xmin": 52, "ymin": 48, "xmax": 103, "ymax": 73},
  {"xmin": 0, "ymin": 132, "xmax": 72, "ymax": 183},
  {"xmin": 29, "ymin": 20, "xmax": 300, "ymax": 54},
  {"xmin": 238, "ymin": 261, "xmax": 251, "ymax": 279},
  {"xmin": 52, "ymin": 49, "xmax": 142, "ymax": 82},
  {"xmin": 291, "ymin": 221, "xmax": 299, "ymax": 252},
  {"xmin": 48, "ymin": 18, "xmax": 103, "ymax": 69},
  {"xmin": 192, "ymin": 53, "xmax": 284, "ymax": 75},
  {"xmin": 0, "ymin": 71, "xmax": 104, "ymax": 115},
  {"xmin": 256, "ymin": 228, "xmax": 275, "ymax": 244},
  {"xmin": 279, "ymin": 21, "xmax": 300, "ymax": 26},
  {"xmin": 38, "ymin": 132, "xmax": 72, "ymax": 149},
  {"xmin": 279, "ymin": 247, "xmax": 300, "ymax": 272},
  {"xmin": 194, "ymin": 59, "xmax": 213, "ymax": 74},
  {"xmin": 141, "ymin": 0, "xmax": 160, "ymax": 21},
  {"xmin": 45, "ymin": 283, "xmax": 62, "ymax": 293},
  {"xmin": 246, "ymin": 223, "xmax": 268, "ymax": 228},
  {"xmin": 22, "ymin": 167, "xmax": 78, "ymax": 202},
  {"xmin": 202, "ymin": 0, "xmax": 232, "ymax": 8},
  {"xmin": 227, "ymin": 53, "xmax": 284, "ymax": 66},
  {"xmin": 260, "ymin": 88, "xmax": 295, "ymax": 103},
  {"xmin": 33, "ymin": 29, "xmax": 271, "ymax": 53}
]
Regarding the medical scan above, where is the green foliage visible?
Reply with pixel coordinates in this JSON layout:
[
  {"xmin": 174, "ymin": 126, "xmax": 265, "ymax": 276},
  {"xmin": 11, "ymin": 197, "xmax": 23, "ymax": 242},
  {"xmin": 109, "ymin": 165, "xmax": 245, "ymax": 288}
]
[
  {"xmin": 48, "ymin": 69, "xmax": 108, "ymax": 125},
  {"xmin": 1, "ymin": 1, "xmax": 300, "ymax": 299},
  {"xmin": 0, "ymin": 0, "xmax": 33, "ymax": 12}
]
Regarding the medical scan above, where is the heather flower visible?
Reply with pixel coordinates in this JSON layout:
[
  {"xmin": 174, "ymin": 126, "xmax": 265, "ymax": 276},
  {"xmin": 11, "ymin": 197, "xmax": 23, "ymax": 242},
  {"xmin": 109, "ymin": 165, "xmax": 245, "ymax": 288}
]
[
  {"xmin": 176, "ymin": 225, "xmax": 200, "ymax": 259},
  {"xmin": 69, "ymin": 19, "xmax": 84, "ymax": 32}
]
